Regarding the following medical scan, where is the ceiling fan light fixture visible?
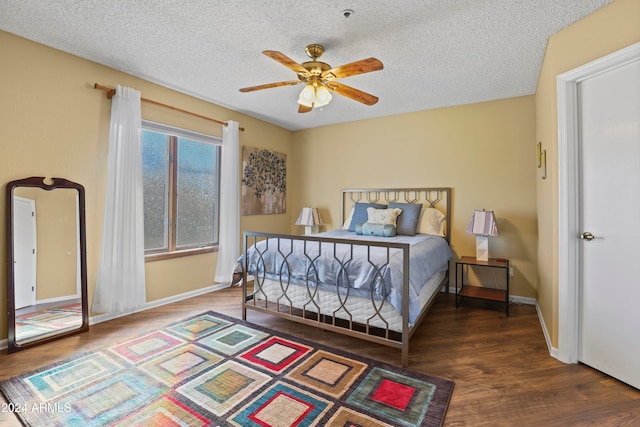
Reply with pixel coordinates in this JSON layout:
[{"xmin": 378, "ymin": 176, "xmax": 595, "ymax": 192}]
[
  {"xmin": 314, "ymin": 86, "xmax": 332, "ymax": 107},
  {"xmin": 240, "ymin": 45, "xmax": 382, "ymax": 113},
  {"xmin": 297, "ymin": 84, "xmax": 315, "ymax": 107}
]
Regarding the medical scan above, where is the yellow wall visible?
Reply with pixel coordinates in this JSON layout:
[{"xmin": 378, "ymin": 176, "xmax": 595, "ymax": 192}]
[
  {"xmin": 291, "ymin": 96, "xmax": 538, "ymax": 297},
  {"xmin": 0, "ymin": 31, "xmax": 293, "ymax": 341},
  {"xmin": 535, "ymin": 0, "xmax": 640, "ymax": 348}
]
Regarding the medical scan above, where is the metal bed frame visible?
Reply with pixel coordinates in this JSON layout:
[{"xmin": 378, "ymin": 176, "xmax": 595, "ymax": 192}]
[{"xmin": 241, "ymin": 187, "xmax": 451, "ymax": 367}]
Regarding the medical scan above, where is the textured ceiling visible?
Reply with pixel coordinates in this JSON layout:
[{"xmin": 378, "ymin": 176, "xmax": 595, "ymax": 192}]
[{"xmin": 0, "ymin": 0, "xmax": 611, "ymax": 131}]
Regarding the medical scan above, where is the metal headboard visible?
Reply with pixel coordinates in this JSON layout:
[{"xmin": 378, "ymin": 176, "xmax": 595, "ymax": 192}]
[{"xmin": 340, "ymin": 187, "xmax": 452, "ymax": 242}]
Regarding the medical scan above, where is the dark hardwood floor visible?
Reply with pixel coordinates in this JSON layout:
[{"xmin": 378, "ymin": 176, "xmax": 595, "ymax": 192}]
[{"xmin": 1, "ymin": 286, "xmax": 638, "ymax": 426}]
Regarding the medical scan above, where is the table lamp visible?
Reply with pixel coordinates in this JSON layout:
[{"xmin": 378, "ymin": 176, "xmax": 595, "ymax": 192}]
[
  {"xmin": 466, "ymin": 210, "xmax": 499, "ymax": 261},
  {"xmin": 295, "ymin": 207, "xmax": 322, "ymax": 235}
]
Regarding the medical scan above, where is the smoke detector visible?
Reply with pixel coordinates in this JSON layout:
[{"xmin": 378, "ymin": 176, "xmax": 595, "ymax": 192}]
[{"xmin": 342, "ymin": 9, "xmax": 354, "ymax": 18}]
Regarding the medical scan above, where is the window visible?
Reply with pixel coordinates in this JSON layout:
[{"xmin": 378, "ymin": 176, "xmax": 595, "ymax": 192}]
[{"xmin": 141, "ymin": 121, "xmax": 221, "ymax": 259}]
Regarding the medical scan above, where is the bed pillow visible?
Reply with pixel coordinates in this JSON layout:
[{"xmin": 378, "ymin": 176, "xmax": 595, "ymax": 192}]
[
  {"xmin": 367, "ymin": 207, "xmax": 403, "ymax": 226},
  {"xmin": 342, "ymin": 206, "xmax": 355, "ymax": 229},
  {"xmin": 348, "ymin": 202, "xmax": 387, "ymax": 232},
  {"xmin": 362, "ymin": 222, "xmax": 397, "ymax": 237},
  {"xmin": 388, "ymin": 202, "xmax": 422, "ymax": 236},
  {"xmin": 418, "ymin": 207, "xmax": 446, "ymax": 236}
]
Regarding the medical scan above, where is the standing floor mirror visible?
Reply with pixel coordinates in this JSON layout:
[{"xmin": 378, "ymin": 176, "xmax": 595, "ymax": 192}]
[{"xmin": 6, "ymin": 177, "xmax": 89, "ymax": 353}]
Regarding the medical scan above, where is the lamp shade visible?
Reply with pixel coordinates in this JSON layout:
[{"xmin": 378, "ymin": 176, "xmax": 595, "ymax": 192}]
[
  {"xmin": 296, "ymin": 84, "xmax": 333, "ymax": 109},
  {"xmin": 466, "ymin": 210, "xmax": 499, "ymax": 236},
  {"xmin": 314, "ymin": 86, "xmax": 332, "ymax": 107},
  {"xmin": 295, "ymin": 207, "xmax": 322, "ymax": 226},
  {"xmin": 296, "ymin": 207, "xmax": 322, "ymax": 235},
  {"xmin": 297, "ymin": 85, "xmax": 315, "ymax": 107}
]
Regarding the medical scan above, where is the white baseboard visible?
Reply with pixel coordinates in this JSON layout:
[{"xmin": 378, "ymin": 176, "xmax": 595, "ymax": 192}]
[
  {"xmin": 535, "ymin": 300, "xmax": 559, "ymax": 359},
  {"xmin": 511, "ymin": 295, "xmax": 536, "ymax": 305},
  {"xmin": 89, "ymin": 282, "xmax": 230, "ymax": 325},
  {"xmin": 36, "ymin": 294, "xmax": 81, "ymax": 306},
  {"xmin": 0, "ymin": 283, "xmax": 230, "ymax": 352}
]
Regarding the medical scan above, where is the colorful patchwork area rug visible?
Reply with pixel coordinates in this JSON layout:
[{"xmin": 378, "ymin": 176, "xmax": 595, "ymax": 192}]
[{"xmin": 0, "ymin": 311, "xmax": 454, "ymax": 426}]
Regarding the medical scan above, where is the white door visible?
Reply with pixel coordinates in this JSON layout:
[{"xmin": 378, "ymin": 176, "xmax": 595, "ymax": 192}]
[
  {"xmin": 578, "ymin": 57, "xmax": 640, "ymax": 389},
  {"xmin": 13, "ymin": 196, "xmax": 37, "ymax": 309}
]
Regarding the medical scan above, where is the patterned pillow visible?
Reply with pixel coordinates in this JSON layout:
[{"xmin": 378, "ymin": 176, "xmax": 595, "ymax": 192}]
[
  {"xmin": 348, "ymin": 203, "xmax": 387, "ymax": 232},
  {"xmin": 362, "ymin": 222, "xmax": 397, "ymax": 237},
  {"xmin": 367, "ymin": 207, "xmax": 403, "ymax": 226},
  {"xmin": 388, "ymin": 203, "xmax": 422, "ymax": 236}
]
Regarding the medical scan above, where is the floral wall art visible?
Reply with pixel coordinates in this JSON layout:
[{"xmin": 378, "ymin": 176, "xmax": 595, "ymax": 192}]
[{"xmin": 241, "ymin": 146, "xmax": 286, "ymax": 215}]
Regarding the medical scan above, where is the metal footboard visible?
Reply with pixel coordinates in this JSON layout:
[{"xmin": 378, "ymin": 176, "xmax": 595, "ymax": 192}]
[{"xmin": 241, "ymin": 231, "xmax": 420, "ymax": 366}]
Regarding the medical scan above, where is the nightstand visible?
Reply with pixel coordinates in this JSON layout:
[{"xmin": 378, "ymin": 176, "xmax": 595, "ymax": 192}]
[{"xmin": 455, "ymin": 256, "xmax": 510, "ymax": 316}]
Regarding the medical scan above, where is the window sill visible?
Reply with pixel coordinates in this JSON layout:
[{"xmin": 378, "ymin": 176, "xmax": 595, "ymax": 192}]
[{"xmin": 145, "ymin": 245, "xmax": 218, "ymax": 262}]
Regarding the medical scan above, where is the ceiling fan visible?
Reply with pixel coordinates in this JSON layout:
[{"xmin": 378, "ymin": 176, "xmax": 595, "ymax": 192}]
[{"xmin": 239, "ymin": 44, "xmax": 383, "ymax": 113}]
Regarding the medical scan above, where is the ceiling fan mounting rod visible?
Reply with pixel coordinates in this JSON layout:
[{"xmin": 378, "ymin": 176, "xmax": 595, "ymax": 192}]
[{"xmin": 305, "ymin": 44, "xmax": 325, "ymax": 60}]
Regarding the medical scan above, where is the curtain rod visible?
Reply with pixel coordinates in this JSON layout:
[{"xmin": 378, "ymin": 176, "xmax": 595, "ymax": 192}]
[{"xmin": 94, "ymin": 83, "xmax": 244, "ymax": 131}]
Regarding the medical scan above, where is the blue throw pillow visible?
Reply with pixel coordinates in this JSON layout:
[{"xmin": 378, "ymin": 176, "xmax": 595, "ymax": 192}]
[
  {"xmin": 389, "ymin": 202, "xmax": 422, "ymax": 236},
  {"xmin": 349, "ymin": 202, "xmax": 387, "ymax": 232},
  {"xmin": 362, "ymin": 222, "xmax": 397, "ymax": 237}
]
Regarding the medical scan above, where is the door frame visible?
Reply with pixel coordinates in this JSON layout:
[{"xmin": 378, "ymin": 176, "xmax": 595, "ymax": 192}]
[
  {"xmin": 13, "ymin": 196, "xmax": 37, "ymax": 309},
  {"xmin": 557, "ymin": 42, "xmax": 640, "ymax": 363}
]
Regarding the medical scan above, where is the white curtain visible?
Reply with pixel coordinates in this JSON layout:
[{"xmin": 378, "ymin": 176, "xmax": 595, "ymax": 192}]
[
  {"xmin": 92, "ymin": 85, "xmax": 146, "ymax": 313},
  {"xmin": 214, "ymin": 120, "xmax": 240, "ymax": 283}
]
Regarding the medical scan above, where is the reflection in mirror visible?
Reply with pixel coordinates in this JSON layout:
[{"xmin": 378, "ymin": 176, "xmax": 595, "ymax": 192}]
[{"xmin": 6, "ymin": 177, "xmax": 88, "ymax": 353}]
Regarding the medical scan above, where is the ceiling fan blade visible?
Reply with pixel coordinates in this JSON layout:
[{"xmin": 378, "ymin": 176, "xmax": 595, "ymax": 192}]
[
  {"xmin": 326, "ymin": 82, "xmax": 379, "ymax": 106},
  {"xmin": 298, "ymin": 104, "xmax": 312, "ymax": 114},
  {"xmin": 263, "ymin": 50, "xmax": 309, "ymax": 76},
  {"xmin": 239, "ymin": 80, "xmax": 302, "ymax": 92},
  {"xmin": 322, "ymin": 58, "xmax": 383, "ymax": 80}
]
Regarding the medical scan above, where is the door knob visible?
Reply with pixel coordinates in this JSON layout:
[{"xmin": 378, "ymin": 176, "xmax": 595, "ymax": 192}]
[{"xmin": 579, "ymin": 232, "xmax": 596, "ymax": 241}]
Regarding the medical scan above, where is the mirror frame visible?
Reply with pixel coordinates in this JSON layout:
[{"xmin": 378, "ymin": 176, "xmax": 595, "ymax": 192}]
[{"xmin": 6, "ymin": 176, "xmax": 89, "ymax": 353}]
